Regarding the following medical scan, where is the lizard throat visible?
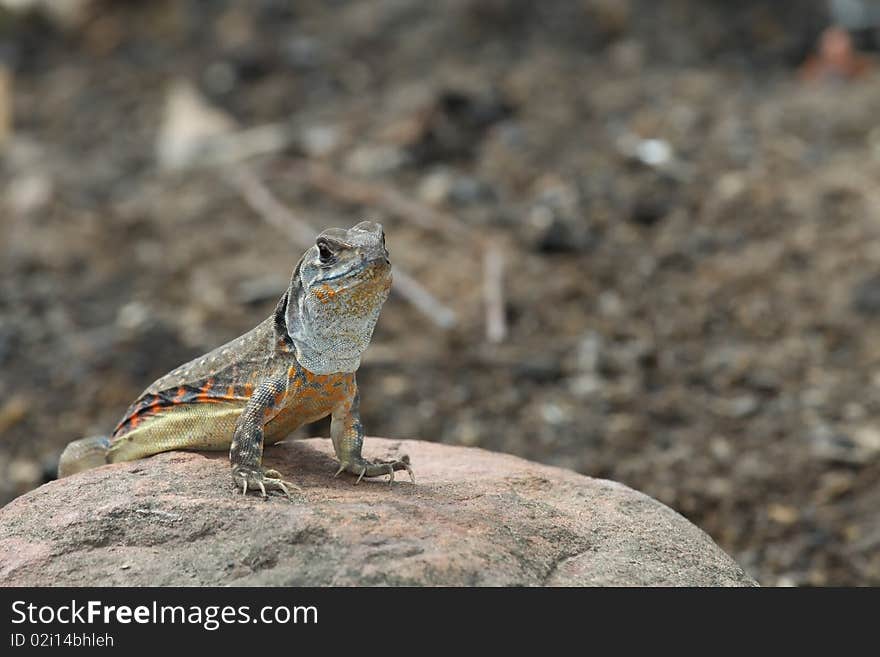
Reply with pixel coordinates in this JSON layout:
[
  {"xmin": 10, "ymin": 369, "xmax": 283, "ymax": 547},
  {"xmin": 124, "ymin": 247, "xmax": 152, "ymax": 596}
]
[
  {"xmin": 282, "ymin": 262, "xmax": 389, "ymax": 375},
  {"xmin": 291, "ymin": 340, "xmax": 362, "ymax": 375}
]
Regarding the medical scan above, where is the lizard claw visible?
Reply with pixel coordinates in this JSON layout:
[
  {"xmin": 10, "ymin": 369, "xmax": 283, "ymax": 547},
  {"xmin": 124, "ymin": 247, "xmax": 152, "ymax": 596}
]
[
  {"xmin": 336, "ymin": 455, "xmax": 415, "ymax": 486},
  {"xmin": 232, "ymin": 465, "xmax": 301, "ymax": 501},
  {"xmin": 398, "ymin": 458, "xmax": 415, "ymax": 485}
]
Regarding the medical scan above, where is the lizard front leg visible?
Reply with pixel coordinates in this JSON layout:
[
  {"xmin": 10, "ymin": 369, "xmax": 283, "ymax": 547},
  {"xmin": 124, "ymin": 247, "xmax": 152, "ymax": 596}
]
[
  {"xmin": 330, "ymin": 385, "xmax": 414, "ymax": 485},
  {"xmin": 230, "ymin": 376, "xmax": 300, "ymax": 500}
]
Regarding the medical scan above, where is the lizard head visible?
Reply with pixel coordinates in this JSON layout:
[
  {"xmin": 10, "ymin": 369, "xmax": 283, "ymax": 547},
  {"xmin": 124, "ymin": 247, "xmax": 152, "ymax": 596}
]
[{"xmin": 283, "ymin": 221, "xmax": 392, "ymax": 374}]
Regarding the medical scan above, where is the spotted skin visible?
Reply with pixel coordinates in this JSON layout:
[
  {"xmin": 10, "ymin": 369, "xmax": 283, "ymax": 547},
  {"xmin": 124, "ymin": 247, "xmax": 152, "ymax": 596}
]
[{"xmin": 58, "ymin": 221, "xmax": 413, "ymax": 498}]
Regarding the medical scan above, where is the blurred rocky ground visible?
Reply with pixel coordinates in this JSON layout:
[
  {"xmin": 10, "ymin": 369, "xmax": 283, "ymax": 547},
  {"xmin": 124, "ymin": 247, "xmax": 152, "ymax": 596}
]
[{"xmin": 2, "ymin": 0, "xmax": 880, "ymax": 585}]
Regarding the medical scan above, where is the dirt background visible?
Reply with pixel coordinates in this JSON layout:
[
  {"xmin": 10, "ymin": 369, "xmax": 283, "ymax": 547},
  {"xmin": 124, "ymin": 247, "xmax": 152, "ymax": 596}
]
[{"xmin": 2, "ymin": 0, "xmax": 880, "ymax": 586}]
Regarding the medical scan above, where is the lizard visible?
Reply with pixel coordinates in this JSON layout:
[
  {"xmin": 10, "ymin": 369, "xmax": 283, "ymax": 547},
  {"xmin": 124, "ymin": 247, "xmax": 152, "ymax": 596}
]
[{"xmin": 57, "ymin": 220, "xmax": 413, "ymax": 499}]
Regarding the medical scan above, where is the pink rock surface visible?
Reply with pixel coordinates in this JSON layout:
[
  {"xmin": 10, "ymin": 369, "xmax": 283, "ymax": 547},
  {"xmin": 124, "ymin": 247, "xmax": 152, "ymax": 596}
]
[{"xmin": 0, "ymin": 438, "xmax": 756, "ymax": 586}]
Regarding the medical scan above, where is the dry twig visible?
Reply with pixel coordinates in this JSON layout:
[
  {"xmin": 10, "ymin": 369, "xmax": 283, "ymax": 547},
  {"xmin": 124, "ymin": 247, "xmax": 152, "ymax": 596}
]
[
  {"xmin": 483, "ymin": 243, "xmax": 507, "ymax": 344},
  {"xmin": 293, "ymin": 160, "xmax": 471, "ymax": 239}
]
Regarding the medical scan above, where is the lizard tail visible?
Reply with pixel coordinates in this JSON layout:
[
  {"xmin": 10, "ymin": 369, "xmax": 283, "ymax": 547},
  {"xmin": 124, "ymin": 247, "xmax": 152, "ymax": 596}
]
[{"xmin": 57, "ymin": 435, "xmax": 111, "ymax": 478}]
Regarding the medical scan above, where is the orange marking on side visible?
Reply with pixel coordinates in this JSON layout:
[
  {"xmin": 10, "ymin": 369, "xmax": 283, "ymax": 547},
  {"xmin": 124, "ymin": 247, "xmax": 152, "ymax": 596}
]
[
  {"xmin": 196, "ymin": 378, "xmax": 215, "ymax": 402},
  {"xmin": 173, "ymin": 386, "xmax": 187, "ymax": 403},
  {"xmin": 243, "ymin": 382, "xmax": 254, "ymax": 397},
  {"xmin": 226, "ymin": 384, "xmax": 236, "ymax": 399}
]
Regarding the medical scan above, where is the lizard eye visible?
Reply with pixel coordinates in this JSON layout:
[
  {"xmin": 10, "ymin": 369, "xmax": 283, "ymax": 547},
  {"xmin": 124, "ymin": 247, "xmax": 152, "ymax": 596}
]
[{"xmin": 316, "ymin": 238, "xmax": 335, "ymax": 263}]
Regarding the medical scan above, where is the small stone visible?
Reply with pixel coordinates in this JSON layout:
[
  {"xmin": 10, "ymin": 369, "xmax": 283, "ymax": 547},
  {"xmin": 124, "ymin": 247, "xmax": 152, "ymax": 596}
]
[
  {"xmin": 513, "ymin": 356, "xmax": 563, "ymax": 383},
  {"xmin": 116, "ymin": 302, "xmax": 151, "ymax": 331},
  {"xmin": 418, "ymin": 170, "xmax": 453, "ymax": 206},
  {"xmin": 202, "ymin": 61, "xmax": 238, "ymax": 95},
  {"xmin": 568, "ymin": 373, "xmax": 601, "ymax": 398},
  {"xmin": 283, "ymin": 35, "xmax": 322, "ymax": 70},
  {"xmin": 767, "ymin": 504, "xmax": 799, "ymax": 525},
  {"xmin": 606, "ymin": 413, "xmax": 635, "ymax": 435},
  {"xmin": 301, "ymin": 125, "xmax": 341, "ymax": 159},
  {"xmin": 8, "ymin": 458, "xmax": 41, "ymax": 490},
  {"xmin": 713, "ymin": 395, "xmax": 759, "ymax": 419},
  {"xmin": 452, "ymin": 421, "xmax": 481, "ymax": 446},
  {"xmin": 843, "ymin": 402, "xmax": 866, "ymax": 421},
  {"xmin": 540, "ymin": 402, "xmax": 571, "ymax": 426},
  {"xmin": 629, "ymin": 195, "xmax": 671, "ymax": 226},
  {"xmin": 345, "ymin": 144, "xmax": 408, "ymax": 176},
  {"xmin": 449, "ymin": 176, "xmax": 495, "ymax": 205},
  {"xmin": 706, "ymin": 477, "xmax": 732, "ymax": 499},
  {"xmin": 608, "ymin": 39, "xmax": 644, "ymax": 73},
  {"xmin": 776, "ymin": 574, "xmax": 800, "ymax": 587},
  {"xmin": 155, "ymin": 80, "xmax": 236, "ymax": 171},
  {"xmin": 808, "ymin": 425, "xmax": 880, "ymax": 464},
  {"xmin": 816, "ymin": 472, "xmax": 854, "ymax": 503},
  {"xmin": 407, "ymin": 88, "xmax": 514, "ymax": 164},
  {"xmin": 7, "ymin": 173, "xmax": 53, "ymax": 215},
  {"xmin": 530, "ymin": 213, "xmax": 597, "ymax": 253},
  {"xmin": 852, "ymin": 425, "xmax": 880, "ymax": 455},
  {"xmin": 710, "ymin": 436, "xmax": 733, "ymax": 461},
  {"xmin": 534, "ymin": 215, "xmax": 575, "ymax": 252},
  {"xmin": 598, "ymin": 291, "xmax": 624, "ymax": 317},
  {"xmin": 617, "ymin": 134, "xmax": 674, "ymax": 168},
  {"xmin": 715, "ymin": 172, "xmax": 746, "ymax": 201},
  {"xmin": 380, "ymin": 375, "xmax": 408, "ymax": 397},
  {"xmin": 636, "ymin": 139, "xmax": 672, "ymax": 167},
  {"xmin": 0, "ymin": 396, "xmax": 29, "ymax": 433},
  {"xmin": 576, "ymin": 331, "xmax": 603, "ymax": 372}
]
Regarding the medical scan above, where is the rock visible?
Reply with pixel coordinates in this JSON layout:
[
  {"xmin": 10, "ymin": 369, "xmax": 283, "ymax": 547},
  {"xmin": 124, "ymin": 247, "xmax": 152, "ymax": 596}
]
[
  {"xmin": 808, "ymin": 423, "xmax": 880, "ymax": 465},
  {"xmin": 344, "ymin": 144, "xmax": 408, "ymax": 176},
  {"xmin": 154, "ymin": 80, "xmax": 293, "ymax": 170},
  {"xmin": 155, "ymin": 80, "xmax": 237, "ymax": 171},
  {"xmin": 0, "ymin": 438, "xmax": 757, "ymax": 586},
  {"xmin": 6, "ymin": 172, "xmax": 53, "ymax": 215},
  {"xmin": 418, "ymin": 170, "xmax": 495, "ymax": 206},
  {"xmin": 531, "ymin": 214, "xmax": 593, "ymax": 253},
  {"xmin": 300, "ymin": 124, "xmax": 341, "ymax": 159},
  {"xmin": 418, "ymin": 169, "xmax": 454, "ymax": 205}
]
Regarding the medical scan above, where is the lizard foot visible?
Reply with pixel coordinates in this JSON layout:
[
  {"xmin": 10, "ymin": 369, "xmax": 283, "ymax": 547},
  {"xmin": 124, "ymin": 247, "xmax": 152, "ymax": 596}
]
[
  {"xmin": 333, "ymin": 454, "xmax": 415, "ymax": 486},
  {"xmin": 232, "ymin": 465, "xmax": 301, "ymax": 500}
]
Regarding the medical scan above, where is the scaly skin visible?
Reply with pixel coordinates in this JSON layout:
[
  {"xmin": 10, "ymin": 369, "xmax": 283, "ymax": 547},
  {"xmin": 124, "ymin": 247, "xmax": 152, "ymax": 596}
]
[{"xmin": 58, "ymin": 221, "xmax": 413, "ymax": 499}]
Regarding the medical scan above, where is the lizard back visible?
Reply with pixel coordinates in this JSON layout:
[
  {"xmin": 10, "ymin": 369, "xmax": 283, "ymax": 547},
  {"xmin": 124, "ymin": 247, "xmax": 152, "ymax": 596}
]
[{"xmin": 112, "ymin": 317, "xmax": 281, "ymax": 439}]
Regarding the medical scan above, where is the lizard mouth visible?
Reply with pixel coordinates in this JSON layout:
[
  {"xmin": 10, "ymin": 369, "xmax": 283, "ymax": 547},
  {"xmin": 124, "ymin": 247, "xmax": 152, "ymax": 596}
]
[{"xmin": 318, "ymin": 256, "xmax": 391, "ymax": 287}]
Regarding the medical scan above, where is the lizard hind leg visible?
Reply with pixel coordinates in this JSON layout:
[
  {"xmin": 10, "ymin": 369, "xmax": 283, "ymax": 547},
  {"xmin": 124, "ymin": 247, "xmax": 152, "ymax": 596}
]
[{"xmin": 57, "ymin": 435, "xmax": 111, "ymax": 478}]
